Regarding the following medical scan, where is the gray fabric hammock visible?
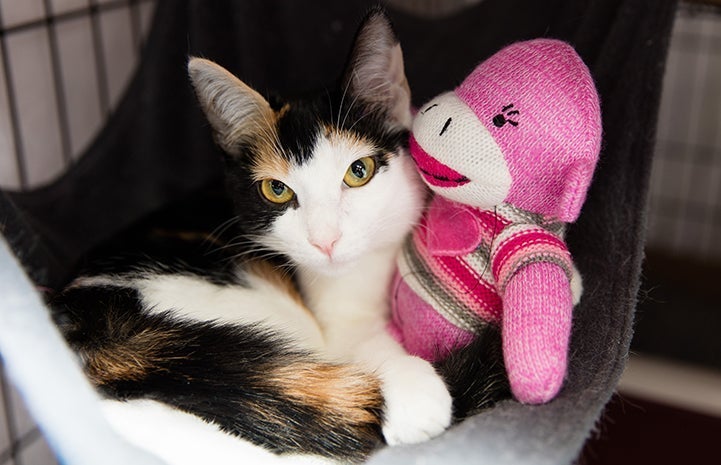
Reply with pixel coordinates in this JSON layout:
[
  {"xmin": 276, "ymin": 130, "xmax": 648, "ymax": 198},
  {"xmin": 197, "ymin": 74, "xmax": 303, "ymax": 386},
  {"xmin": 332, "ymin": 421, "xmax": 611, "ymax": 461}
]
[{"xmin": 0, "ymin": 0, "xmax": 678, "ymax": 463}]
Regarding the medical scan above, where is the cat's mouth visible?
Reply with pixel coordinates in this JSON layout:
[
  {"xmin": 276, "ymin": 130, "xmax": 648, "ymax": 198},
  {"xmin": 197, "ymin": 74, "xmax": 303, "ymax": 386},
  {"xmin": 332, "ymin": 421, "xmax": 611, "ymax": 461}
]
[
  {"xmin": 409, "ymin": 136, "xmax": 470, "ymax": 188},
  {"xmin": 302, "ymin": 252, "xmax": 356, "ymax": 276}
]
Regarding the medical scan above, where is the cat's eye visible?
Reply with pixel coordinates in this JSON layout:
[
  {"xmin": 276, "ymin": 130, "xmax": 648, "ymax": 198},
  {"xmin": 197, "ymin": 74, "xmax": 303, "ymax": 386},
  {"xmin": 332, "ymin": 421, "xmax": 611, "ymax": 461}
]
[
  {"xmin": 260, "ymin": 179, "xmax": 295, "ymax": 204},
  {"xmin": 343, "ymin": 157, "xmax": 376, "ymax": 188}
]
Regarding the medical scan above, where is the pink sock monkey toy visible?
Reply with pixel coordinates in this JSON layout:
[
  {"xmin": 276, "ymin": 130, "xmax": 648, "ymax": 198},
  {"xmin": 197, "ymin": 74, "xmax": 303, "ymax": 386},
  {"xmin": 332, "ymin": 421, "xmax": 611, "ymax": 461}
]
[{"xmin": 388, "ymin": 39, "xmax": 602, "ymax": 404}]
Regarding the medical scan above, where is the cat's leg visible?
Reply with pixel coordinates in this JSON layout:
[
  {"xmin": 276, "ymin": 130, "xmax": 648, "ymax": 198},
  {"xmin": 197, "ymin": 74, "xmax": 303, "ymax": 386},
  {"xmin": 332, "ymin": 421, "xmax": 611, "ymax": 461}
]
[
  {"xmin": 101, "ymin": 399, "xmax": 339, "ymax": 465},
  {"xmin": 301, "ymin": 253, "xmax": 453, "ymax": 445},
  {"xmin": 352, "ymin": 325, "xmax": 454, "ymax": 445}
]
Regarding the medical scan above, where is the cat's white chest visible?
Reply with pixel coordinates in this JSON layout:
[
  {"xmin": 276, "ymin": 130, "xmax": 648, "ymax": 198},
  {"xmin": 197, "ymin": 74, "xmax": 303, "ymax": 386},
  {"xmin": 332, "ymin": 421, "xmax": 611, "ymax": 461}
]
[{"xmin": 298, "ymin": 246, "xmax": 397, "ymax": 356}]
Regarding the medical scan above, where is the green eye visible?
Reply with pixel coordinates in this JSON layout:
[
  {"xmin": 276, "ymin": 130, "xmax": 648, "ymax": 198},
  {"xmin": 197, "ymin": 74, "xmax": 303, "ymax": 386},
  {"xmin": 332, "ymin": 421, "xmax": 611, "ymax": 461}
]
[
  {"xmin": 260, "ymin": 179, "xmax": 295, "ymax": 204},
  {"xmin": 344, "ymin": 157, "xmax": 376, "ymax": 188}
]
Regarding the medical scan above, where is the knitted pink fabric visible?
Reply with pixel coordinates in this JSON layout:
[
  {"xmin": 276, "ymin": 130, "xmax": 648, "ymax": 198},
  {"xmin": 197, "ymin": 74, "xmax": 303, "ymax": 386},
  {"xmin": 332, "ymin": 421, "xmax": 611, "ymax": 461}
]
[
  {"xmin": 390, "ymin": 39, "xmax": 602, "ymax": 404},
  {"xmin": 390, "ymin": 197, "xmax": 573, "ymax": 363},
  {"xmin": 503, "ymin": 262, "xmax": 572, "ymax": 403},
  {"xmin": 454, "ymin": 39, "xmax": 601, "ymax": 222}
]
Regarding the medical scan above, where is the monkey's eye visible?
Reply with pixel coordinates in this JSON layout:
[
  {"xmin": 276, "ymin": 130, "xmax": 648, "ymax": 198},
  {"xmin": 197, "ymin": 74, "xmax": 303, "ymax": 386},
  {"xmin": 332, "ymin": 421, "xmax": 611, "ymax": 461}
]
[
  {"xmin": 439, "ymin": 117, "xmax": 452, "ymax": 136},
  {"xmin": 493, "ymin": 104, "xmax": 520, "ymax": 128},
  {"xmin": 421, "ymin": 103, "xmax": 438, "ymax": 114}
]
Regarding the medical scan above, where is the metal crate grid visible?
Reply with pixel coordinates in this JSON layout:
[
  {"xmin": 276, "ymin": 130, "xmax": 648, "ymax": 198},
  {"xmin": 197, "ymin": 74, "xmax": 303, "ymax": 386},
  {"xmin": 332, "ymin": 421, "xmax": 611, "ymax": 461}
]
[
  {"xmin": 0, "ymin": 1, "xmax": 156, "ymax": 464},
  {"xmin": 646, "ymin": 2, "xmax": 721, "ymax": 261},
  {"xmin": 0, "ymin": 0, "xmax": 156, "ymax": 191}
]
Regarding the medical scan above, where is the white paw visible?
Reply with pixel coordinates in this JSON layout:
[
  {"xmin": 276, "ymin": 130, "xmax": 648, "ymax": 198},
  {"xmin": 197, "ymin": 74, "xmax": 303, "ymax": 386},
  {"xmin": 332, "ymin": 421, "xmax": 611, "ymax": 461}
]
[
  {"xmin": 380, "ymin": 355, "xmax": 452, "ymax": 446},
  {"xmin": 571, "ymin": 265, "xmax": 583, "ymax": 306}
]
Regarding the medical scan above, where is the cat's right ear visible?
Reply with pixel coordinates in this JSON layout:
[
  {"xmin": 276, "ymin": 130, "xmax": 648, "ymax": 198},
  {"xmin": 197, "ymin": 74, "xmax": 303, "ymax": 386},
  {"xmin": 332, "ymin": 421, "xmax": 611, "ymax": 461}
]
[{"xmin": 188, "ymin": 58, "xmax": 273, "ymax": 156}]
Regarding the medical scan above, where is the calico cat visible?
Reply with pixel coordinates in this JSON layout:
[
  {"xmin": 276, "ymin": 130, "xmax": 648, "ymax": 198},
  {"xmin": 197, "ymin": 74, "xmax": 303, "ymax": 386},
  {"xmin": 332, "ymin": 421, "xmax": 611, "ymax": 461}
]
[{"xmin": 50, "ymin": 8, "xmax": 509, "ymax": 465}]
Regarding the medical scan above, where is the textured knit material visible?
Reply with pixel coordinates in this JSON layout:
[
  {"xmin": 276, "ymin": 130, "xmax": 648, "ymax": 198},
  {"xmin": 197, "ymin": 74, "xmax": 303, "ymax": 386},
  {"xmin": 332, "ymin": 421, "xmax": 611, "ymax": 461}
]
[
  {"xmin": 390, "ymin": 197, "xmax": 573, "ymax": 361},
  {"xmin": 502, "ymin": 261, "xmax": 573, "ymax": 404},
  {"xmin": 391, "ymin": 39, "xmax": 602, "ymax": 404}
]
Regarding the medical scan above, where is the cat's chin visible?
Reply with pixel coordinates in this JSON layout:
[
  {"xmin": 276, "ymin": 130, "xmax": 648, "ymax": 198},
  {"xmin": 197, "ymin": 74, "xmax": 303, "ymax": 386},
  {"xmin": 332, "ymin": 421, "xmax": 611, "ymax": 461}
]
[
  {"xmin": 296, "ymin": 256, "xmax": 358, "ymax": 277},
  {"xmin": 291, "ymin": 247, "xmax": 378, "ymax": 277}
]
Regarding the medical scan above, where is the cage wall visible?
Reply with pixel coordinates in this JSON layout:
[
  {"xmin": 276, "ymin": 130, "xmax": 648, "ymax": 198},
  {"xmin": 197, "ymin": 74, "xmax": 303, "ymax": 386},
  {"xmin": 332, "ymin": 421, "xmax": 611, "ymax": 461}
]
[{"xmin": 0, "ymin": 1, "xmax": 156, "ymax": 464}]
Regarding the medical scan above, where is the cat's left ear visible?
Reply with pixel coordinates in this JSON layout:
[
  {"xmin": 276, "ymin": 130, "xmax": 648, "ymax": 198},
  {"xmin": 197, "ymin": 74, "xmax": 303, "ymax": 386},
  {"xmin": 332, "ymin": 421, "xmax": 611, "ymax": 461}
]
[{"xmin": 343, "ymin": 8, "xmax": 411, "ymax": 129}]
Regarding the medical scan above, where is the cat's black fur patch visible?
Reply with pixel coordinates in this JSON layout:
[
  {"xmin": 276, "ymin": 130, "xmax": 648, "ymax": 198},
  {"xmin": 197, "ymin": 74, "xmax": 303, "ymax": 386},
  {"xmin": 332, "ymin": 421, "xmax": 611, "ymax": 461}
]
[
  {"xmin": 274, "ymin": 93, "xmax": 407, "ymax": 168},
  {"xmin": 63, "ymin": 191, "xmax": 246, "ymax": 288},
  {"xmin": 51, "ymin": 285, "xmax": 384, "ymax": 462},
  {"xmin": 77, "ymin": 225, "xmax": 245, "ymax": 287},
  {"xmin": 435, "ymin": 325, "xmax": 511, "ymax": 422},
  {"xmin": 222, "ymin": 155, "xmax": 288, "ymax": 241}
]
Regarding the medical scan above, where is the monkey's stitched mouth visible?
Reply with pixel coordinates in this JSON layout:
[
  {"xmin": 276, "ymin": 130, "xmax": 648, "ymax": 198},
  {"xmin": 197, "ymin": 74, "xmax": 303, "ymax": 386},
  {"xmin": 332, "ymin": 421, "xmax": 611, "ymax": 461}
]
[{"xmin": 409, "ymin": 136, "xmax": 469, "ymax": 188}]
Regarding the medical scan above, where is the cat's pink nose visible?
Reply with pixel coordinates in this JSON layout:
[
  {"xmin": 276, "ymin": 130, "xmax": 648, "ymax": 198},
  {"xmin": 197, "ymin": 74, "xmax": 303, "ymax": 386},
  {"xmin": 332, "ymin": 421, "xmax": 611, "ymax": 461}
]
[{"xmin": 310, "ymin": 236, "xmax": 340, "ymax": 257}]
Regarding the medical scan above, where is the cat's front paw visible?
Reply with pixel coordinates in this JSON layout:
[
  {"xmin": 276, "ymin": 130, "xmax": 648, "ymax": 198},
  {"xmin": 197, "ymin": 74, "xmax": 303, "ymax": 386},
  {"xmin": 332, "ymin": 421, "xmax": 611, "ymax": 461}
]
[{"xmin": 381, "ymin": 355, "xmax": 452, "ymax": 445}]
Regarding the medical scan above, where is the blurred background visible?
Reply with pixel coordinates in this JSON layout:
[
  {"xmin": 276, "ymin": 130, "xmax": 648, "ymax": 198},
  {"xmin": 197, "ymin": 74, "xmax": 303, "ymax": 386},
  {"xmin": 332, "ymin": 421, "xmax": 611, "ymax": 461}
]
[
  {"xmin": 0, "ymin": 0, "xmax": 719, "ymax": 464},
  {"xmin": 581, "ymin": 0, "xmax": 721, "ymax": 462}
]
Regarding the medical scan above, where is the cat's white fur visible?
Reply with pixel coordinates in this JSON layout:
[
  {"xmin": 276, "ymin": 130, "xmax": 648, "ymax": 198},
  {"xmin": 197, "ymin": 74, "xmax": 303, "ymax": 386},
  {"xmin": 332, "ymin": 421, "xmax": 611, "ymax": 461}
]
[
  {"xmin": 71, "ymin": 273, "xmax": 325, "ymax": 351},
  {"xmin": 102, "ymin": 399, "xmax": 336, "ymax": 465}
]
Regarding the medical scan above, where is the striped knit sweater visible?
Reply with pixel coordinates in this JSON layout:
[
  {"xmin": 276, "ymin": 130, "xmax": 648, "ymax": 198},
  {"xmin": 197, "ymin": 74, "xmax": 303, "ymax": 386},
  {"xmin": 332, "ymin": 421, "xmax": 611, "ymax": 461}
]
[{"xmin": 390, "ymin": 195, "xmax": 574, "ymax": 361}]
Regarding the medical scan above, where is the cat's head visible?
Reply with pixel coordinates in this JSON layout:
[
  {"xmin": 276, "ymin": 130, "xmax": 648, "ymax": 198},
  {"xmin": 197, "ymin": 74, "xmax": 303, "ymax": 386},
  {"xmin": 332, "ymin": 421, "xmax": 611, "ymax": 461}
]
[{"xmin": 189, "ymin": 9, "xmax": 425, "ymax": 274}]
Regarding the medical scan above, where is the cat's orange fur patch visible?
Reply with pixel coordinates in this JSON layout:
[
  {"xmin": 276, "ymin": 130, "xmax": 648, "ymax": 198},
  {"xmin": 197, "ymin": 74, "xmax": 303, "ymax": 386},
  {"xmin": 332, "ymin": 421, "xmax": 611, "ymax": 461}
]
[
  {"xmin": 83, "ymin": 327, "xmax": 178, "ymax": 385},
  {"xmin": 249, "ymin": 105, "xmax": 292, "ymax": 181},
  {"xmin": 323, "ymin": 124, "xmax": 371, "ymax": 150},
  {"xmin": 323, "ymin": 125, "xmax": 394, "ymax": 164},
  {"xmin": 276, "ymin": 103, "xmax": 291, "ymax": 119},
  {"xmin": 251, "ymin": 149, "xmax": 291, "ymax": 181},
  {"xmin": 270, "ymin": 362, "xmax": 384, "ymax": 426},
  {"xmin": 149, "ymin": 228, "xmax": 224, "ymax": 246},
  {"xmin": 246, "ymin": 259, "xmax": 306, "ymax": 308}
]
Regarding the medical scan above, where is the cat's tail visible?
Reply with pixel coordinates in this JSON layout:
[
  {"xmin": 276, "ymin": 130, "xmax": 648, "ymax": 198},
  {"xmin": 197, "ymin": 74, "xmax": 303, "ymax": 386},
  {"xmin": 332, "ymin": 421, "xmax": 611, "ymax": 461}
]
[
  {"xmin": 434, "ymin": 325, "xmax": 512, "ymax": 423},
  {"xmin": 51, "ymin": 285, "xmax": 384, "ymax": 463}
]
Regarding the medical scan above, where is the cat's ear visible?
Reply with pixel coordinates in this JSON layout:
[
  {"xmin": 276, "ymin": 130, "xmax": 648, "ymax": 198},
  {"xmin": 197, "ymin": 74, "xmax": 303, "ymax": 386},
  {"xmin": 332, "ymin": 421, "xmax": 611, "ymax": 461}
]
[
  {"xmin": 188, "ymin": 57, "xmax": 274, "ymax": 156},
  {"xmin": 343, "ymin": 8, "xmax": 411, "ymax": 129}
]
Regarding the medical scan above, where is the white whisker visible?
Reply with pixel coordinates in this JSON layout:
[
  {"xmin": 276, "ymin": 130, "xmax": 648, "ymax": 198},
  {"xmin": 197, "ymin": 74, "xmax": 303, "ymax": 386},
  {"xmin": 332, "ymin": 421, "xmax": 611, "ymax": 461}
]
[
  {"xmin": 347, "ymin": 111, "xmax": 371, "ymax": 133},
  {"xmin": 340, "ymin": 71, "xmax": 362, "ymax": 130},
  {"xmin": 206, "ymin": 216, "xmax": 241, "ymax": 241},
  {"xmin": 337, "ymin": 72, "xmax": 354, "ymax": 129}
]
